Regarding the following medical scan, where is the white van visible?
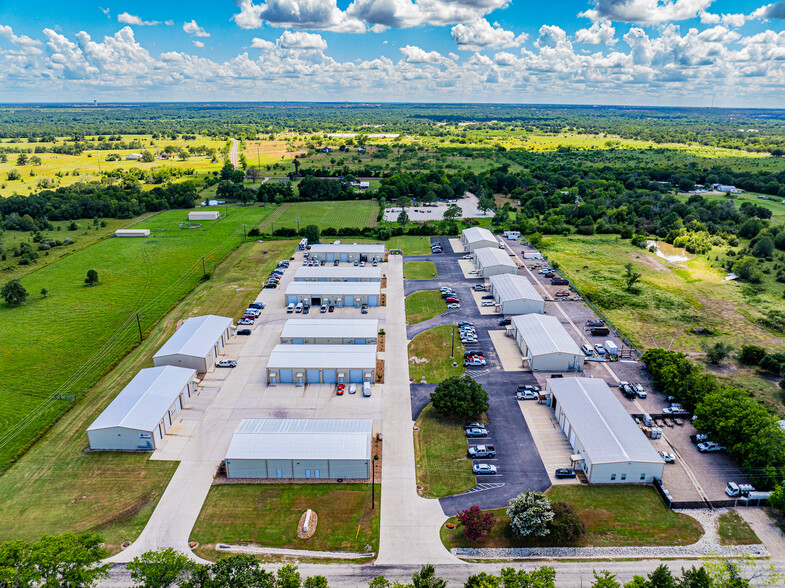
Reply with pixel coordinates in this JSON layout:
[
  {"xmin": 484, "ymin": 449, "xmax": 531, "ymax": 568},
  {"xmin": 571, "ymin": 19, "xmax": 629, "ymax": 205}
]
[
  {"xmin": 295, "ymin": 302, "xmax": 304, "ymax": 313},
  {"xmin": 362, "ymin": 382, "xmax": 372, "ymax": 397},
  {"xmin": 286, "ymin": 303, "xmax": 295, "ymax": 313}
]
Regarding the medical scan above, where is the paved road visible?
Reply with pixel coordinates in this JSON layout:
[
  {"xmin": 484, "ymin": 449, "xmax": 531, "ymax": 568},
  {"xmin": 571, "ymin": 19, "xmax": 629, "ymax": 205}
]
[{"xmin": 229, "ymin": 138, "xmax": 239, "ymax": 169}]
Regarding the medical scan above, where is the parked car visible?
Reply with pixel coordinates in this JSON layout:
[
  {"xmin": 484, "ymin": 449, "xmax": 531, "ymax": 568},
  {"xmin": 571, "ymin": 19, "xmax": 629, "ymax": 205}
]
[
  {"xmin": 698, "ymin": 441, "xmax": 727, "ymax": 452},
  {"xmin": 334, "ymin": 260, "xmax": 339, "ymax": 266},
  {"xmin": 581, "ymin": 344, "xmax": 594, "ymax": 356},
  {"xmin": 447, "ymin": 303, "xmax": 461, "ymax": 309},
  {"xmin": 361, "ymin": 304, "xmax": 369, "ymax": 314},
  {"xmin": 353, "ymin": 260, "xmax": 359, "ymax": 266},
  {"xmin": 445, "ymin": 297, "xmax": 459, "ymax": 303},
  {"xmin": 690, "ymin": 433, "xmax": 709, "ymax": 444},
  {"xmin": 336, "ymin": 384, "xmax": 345, "ymax": 396},
  {"xmin": 216, "ymin": 360, "xmax": 237, "ymax": 368},
  {"xmin": 287, "ymin": 303, "xmax": 295, "ymax": 313},
  {"xmin": 468, "ymin": 445, "xmax": 496, "ymax": 458},
  {"xmin": 481, "ymin": 294, "xmax": 494, "ymax": 300},
  {"xmin": 662, "ymin": 407, "xmax": 689, "ymax": 416},
  {"xmin": 481, "ymin": 301, "xmax": 495, "ymax": 307},
  {"xmin": 295, "ymin": 303, "xmax": 303, "ymax": 313},
  {"xmin": 554, "ymin": 468, "xmax": 576, "ymax": 479},
  {"xmin": 249, "ymin": 302, "xmax": 265, "ymax": 309},
  {"xmin": 516, "ymin": 389, "xmax": 538, "ymax": 400},
  {"xmin": 264, "ymin": 283, "xmax": 277, "ymax": 289},
  {"xmin": 472, "ymin": 464, "xmax": 498, "ymax": 475},
  {"xmin": 725, "ymin": 482, "xmax": 756, "ymax": 497},
  {"xmin": 464, "ymin": 422, "xmax": 485, "ymax": 430},
  {"xmin": 474, "ymin": 284, "xmax": 486, "ymax": 291},
  {"xmin": 302, "ymin": 305, "xmax": 310, "ymax": 314},
  {"xmin": 373, "ymin": 261, "xmax": 378, "ymax": 267},
  {"xmin": 320, "ymin": 305, "xmax": 327, "ymax": 313},
  {"xmin": 238, "ymin": 318, "xmax": 254, "ymax": 325},
  {"xmin": 244, "ymin": 309, "xmax": 261, "ymax": 316},
  {"xmin": 517, "ymin": 384, "xmax": 540, "ymax": 393},
  {"xmin": 465, "ymin": 358, "xmax": 486, "ymax": 366},
  {"xmin": 348, "ymin": 384, "xmax": 357, "ymax": 394},
  {"xmin": 328, "ymin": 305, "xmax": 335, "ymax": 313},
  {"xmin": 635, "ymin": 383, "xmax": 647, "ymax": 398},
  {"xmin": 236, "ymin": 329, "xmax": 252, "ymax": 336},
  {"xmin": 463, "ymin": 254, "xmax": 473, "ymax": 259},
  {"xmin": 498, "ymin": 318, "xmax": 511, "ymax": 326},
  {"xmin": 362, "ymin": 382, "xmax": 372, "ymax": 397},
  {"xmin": 659, "ymin": 451, "xmax": 676, "ymax": 463},
  {"xmin": 465, "ymin": 427, "xmax": 488, "ymax": 438},
  {"xmin": 594, "ymin": 344, "xmax": 606, "ymax": 355}
]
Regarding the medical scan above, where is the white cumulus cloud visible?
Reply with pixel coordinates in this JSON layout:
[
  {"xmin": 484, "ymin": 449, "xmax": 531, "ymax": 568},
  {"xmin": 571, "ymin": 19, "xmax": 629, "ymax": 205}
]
[
  {"xmin": 183, "ymin": 20, "xmax": 210, "ymax": 37},
  {"xmin": 451, "ymin": 19, "xmax": 527, "ymax": 51},
  {"xmin": 399, "ymin": 44, "xmax": 447, "ymax": 64},
  {"xmin": 278, "ymin": 30, "xmax": 328, "ymax": 49},
  {"xmin": 233, "ymin": 0, "xmax": 365, "ymax": 33},
  {"xmin": 117, "ymin": 12, "xmax": 160, "ymax": 26},
  {"xmin": 193, "ymin": 40, "xmax": 205, "ymax": 48},
  {"xmin": 580, "ymin": 0, "xmax": 714, "ymax": 24},
  {"xmin": 575, "ymin": 21, "xmax": 617, "ymax": 45},
  {"xmin": 752, "ymin": 1, "xmax": 785, "ymax": 19}
]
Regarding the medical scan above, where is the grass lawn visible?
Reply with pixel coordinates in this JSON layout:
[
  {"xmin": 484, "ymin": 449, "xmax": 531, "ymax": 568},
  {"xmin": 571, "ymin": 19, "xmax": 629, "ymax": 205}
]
[
  {"xmin": 386, "ymin": 235, "xmax": 435, "ymax": 256},
  {"xmin": 256, "ymin": 200, "xmax": 377, "ymax": 232},
  {"xmin": 190, "ymin": 484, "xmax": 380, "ymax": 557},
  {"xmin": 442, "ymin": 485, "xmax": 704, "ymax": 549},
  {"xmin": 405, "ymin": 290, "xmax": 446, "ymax": 324},
  {"xmin": 718, "ymin": 511, "xmax": 761, "ymax": 545},
  {"xmin": 414, "ymin": 405, "xmax": 475, "ymax": 499},
  {"xmin": 0, "ymin": 238, "xmax": 297, "ymax": 553},
  {"xmin": 403, "ymin": 261, "xmax": 437, "ymax": 280},
  {"xmin": 408, "ymin": 325, "xmax": 465, "ymax": 383}
]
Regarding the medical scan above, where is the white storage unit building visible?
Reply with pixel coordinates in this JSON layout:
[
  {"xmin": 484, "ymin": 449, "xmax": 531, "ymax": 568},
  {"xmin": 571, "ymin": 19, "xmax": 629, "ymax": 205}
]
[
  {"xmin": 511, "ymin": 314, "xmax": 584, "ymax": 372},
  {"xmin": 461, "ymin": 227, "xmax": 498, "ymax": 251},
  {"xmin": 114, "ymin": 229, "xmax": 150, "ymax": 237},
  {"xmin": 547, "ymin": 378, "xmax": 664, "ymax": 484},
  {"xmin": 294, "ymin": 266, "xmax": 382, "ymax": 282},
  {"xmin": 489, "ymin": 274, "xmax": 544, "ymax": 315},
  {"xmin": 225, "ymin": 418, "xmax": 372, "ymax": 480},
  {"xmin": 309, "ymin": 243, "xmax": 385, "ymax": 263},
  {"xmin": 153, "ymin": 315, "xmax": 234, "ymax": 373},
  {"xmin": 285, "ymin": 282, "xmax": 381, "ymax": 307},
  {"xmin": 87, "ymin": 366, "xmax": 197, "ymax": 451},
  {"xmin": 266, "ymin": 344, "xmax": 376, "ymax": 385},
  {"xmin": 474, "ymin": 247, "xmax": 517, "ymax": 277},
  {"xmin": 188, "ymin": 210, "xmax": 220, "ymax": 221},
  {"xmin": 280, "ymin": 319, "xmax": 378, "ymax": 345}
]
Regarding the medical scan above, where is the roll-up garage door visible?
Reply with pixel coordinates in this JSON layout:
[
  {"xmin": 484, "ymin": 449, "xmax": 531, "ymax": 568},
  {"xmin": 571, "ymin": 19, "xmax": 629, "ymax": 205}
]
[
  {"xmin": 322, "ymin": 370, "xmax": 337, "ymax": 383},
  {"xmin": 287, "ymin": 295, "xmax": 298, "ymax": 304},
  {"xmin": 355, "ymin": 339, "xmax": 366, "ymax": 345},
  {"xmin": 368, "ymin": 296, "xmax": 378, "ymax": 306},
  {"xmin": 306, "ymin": 369, "xmax": 320, "ymax": 383},
  {"xmin": 280, "ymin": 369, "xmax": 294, "ymax": 383},
  {"xmin": 327, "ymin": 253, "xmax": 335, "ymax": 262},
  {"xmin": 349, "ymin": 369, "xmax": 363, "ymax": 383},
  {"xmin": 569, "ymin": 430, "xmax": 576, "ymax": 448},
  {"xmin": 340, "ymin": 253, "xmax": 349, "ymax": 262},
  {"xmin": 293, "ymin": 339, "xmax": 304, "ymax": 344}
]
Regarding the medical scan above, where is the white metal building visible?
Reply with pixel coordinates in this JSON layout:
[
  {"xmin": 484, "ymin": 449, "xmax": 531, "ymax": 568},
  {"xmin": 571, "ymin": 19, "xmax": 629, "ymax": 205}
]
[
  {"xmin": 153, "ymin": 315, "xmax": 234, "ymax": 373},
  {"xmin": 461, "ymin": 227, "xmax": 498, "ymax": 251},
  {"xmin": 309, "ymin": 243, "xmax": 385, "ymax": 263},
  {"xmin": 225, "ymin": 419, "xmax": 372, "ymax": 480},
  {"xmin": 280, "ymin": 319, "xmax": 378, "ymax": 345},
  {"xmin": 294, "ymin": 266, "xmax": 382, "ymax": 282},
  {"xmin": 489, "ymin": 274, "xmax": 544, "ymax": 315},
  {"xmin": 188, "ymin": 210, "xmax": 220, "ymax": 221},
  {"xmin": 285, "ymin": 282, "xmax": 381, "ymax": 307},
  {"xmin": 511, "ymin": 314, "xmax": 584, "ymax": 372},
  {"xmin": 266, "ymin": 344, "xmax": 376, "ymax": 385},
  {"xmin": 114, "ymin": 229, "xmax": 150, "ymax": 237},
  {"xmin": 547, "ymin": 378, "xmax": 664, "ymax": 484},
  {"xmin": 87, "ymin": 366, "xmax": 197, "ymax": 451},
  {"xmin": 474, "ymin": 247, "xmax": 517, "ymax": 277}
]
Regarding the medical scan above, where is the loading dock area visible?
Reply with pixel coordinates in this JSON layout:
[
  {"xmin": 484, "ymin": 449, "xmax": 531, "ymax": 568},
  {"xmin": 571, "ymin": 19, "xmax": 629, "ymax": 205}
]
[
  {"xmin": 309, "ymin": 243, "xmax": 385, "ymax": 263},
  {"xmin": 294, "ymin": 266, "xmax": 382, "ymax": 282},
  {"xmin": 285, "ymin": 281, "xmax": 381, "ymax": 307},
  {"xmin": 280, "ymin": 318, "xmax": 378, "ymax": 345},
  {"xmin": 153, "ymin": 315, "xmax": 234, "ymax": 374},
  {"xmin": 266, "ymin": 344, "xmax": 377, "ymax": 385}
]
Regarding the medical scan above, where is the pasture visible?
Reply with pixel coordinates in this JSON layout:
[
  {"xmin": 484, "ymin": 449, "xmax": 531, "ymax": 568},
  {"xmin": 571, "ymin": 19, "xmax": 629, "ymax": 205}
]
[{"xmin": 256, "ymin": 200, "xmax": 378, "ymax": 232}]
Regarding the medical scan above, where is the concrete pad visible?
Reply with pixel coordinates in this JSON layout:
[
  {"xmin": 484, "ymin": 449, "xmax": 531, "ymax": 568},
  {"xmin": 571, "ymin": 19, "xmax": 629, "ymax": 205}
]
[
  {"xmin": 517, "ymin": 400, "xmax": 579, "ymax": 486},
  {"xmin": 458, "ymin": 259, "xmax": 479, "ymax": 279},
  {"xmin": 448, "ymin": 238, "xmax": 465, "ymax": 253},
  {"xmin": 470, "ymin": 290, "xmax": 499, "ymax": 314},
  {"xmin": 488, "ymin": 330, "xmax": 524, "ymax": 372}
]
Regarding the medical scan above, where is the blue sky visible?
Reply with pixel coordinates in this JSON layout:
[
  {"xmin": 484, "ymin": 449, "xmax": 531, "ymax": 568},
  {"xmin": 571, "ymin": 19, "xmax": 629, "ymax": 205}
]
[{"xmin": 1, "ymin": 0, "xmax": 785, "ymax": 105}]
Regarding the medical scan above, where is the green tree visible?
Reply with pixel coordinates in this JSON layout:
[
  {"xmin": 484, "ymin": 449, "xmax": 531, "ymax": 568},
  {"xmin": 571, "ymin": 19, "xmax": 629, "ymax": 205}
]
[
  {"xmin": 456, "ymin": 505, "xmax": 496, "ymax": 542},
  {"xmin": 443, "ymin": 205, "xmax": 462, "ymax": 220},
  {"xmin": 464, "ymin": 572, "xmax": 500, "ymax": 588},
  {"xmin": 592, "ymin": 570, "xmax": 621, "ymax": 588},
  {"xmin": 141, "ymin": 150, "xmax": 155, "ymax": 163},
  {"xmin": 738, "ymin": 345, "xmax": 766, "ymax": 365},
  {"xmin": 732, "ymin": 256, "xmax": 762, "ymax": 282},
  {"xmin": 1, "ymin": 279, "xmax": 28, "ymax": 306},
  {"xmin": 624, "ymin": 262, "xmax": 642, "ymax": 291},
  {"xmin": 753, "ymin": 236, "xmax": 774, "ymax": 258},
  {"xmin": 507, "ymin": 491, "xmax": 554, "ymax": 538},
  {"xmin": 40, "ymin": 288, "xmax": 48, "ymax": 298},
  {"xmin": 303, "ymin": 224, "xmax": 320, "ymax": 243},
  {"xmin": 6, "ymin": 169, "xmax": 20, "ymax": 181},
  {"xmin": 29, "ymin": 155, "xmax": 42, "ymax": 166},
  {"xmin": 209, "ymin": 553, "xmax": 273, "ymax": 587},
  {"xmin": 411, "ymin": 564, "xmax": 446, "ymax": 588},
  {"xmin": 276, "ymin": 564, "xmax": 302, "ymax": 588},
  {"xmin": 304, "ymin": 576, "xmax": 330, "ymax": 588},
  {"xmin": 477, "ymin": 196, "xmax": 496, "ymax": 215},
  {"xmin": 499, "ymin": 566, "xmax": 556, "ymax": 587},
  {"xmin": 702, "ymin": 341, "xmax": 734, "ymax": 365},
  {"xmin": 127, "ymin": 548, "xmax": 194, "ymax": 588},
  {"xmin": 84, "ymin": 269, "xmax": 99, "ymax": 286},
  {"xmin": 430, "ymin": 376, "xmax": 489, "ymax": 419},
  {"xmin": 548, "ymin": 501, "xmax": 585, "ymax": 543},
  {"xmin": 397, "ymin": 210, "xmax": 409, "ymax": 229},
  {"xmin": 27, "ymin": 533, "xmax": 110, "ymax": 587},
  {"xmin": 16, "ymin": 153, "xmax": 27, "ymax": 165},
  {"xmin": 677, "ymin": 566, "xmax": 713, "ymax": 588}
]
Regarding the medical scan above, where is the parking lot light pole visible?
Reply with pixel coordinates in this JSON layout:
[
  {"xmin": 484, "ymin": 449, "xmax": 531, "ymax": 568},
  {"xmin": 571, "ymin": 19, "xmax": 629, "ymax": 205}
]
[
  {"xmin": 371, "ymin": 454, "xmax": 379, "ymax": 509},
  {"xmin": 451, "ymin": 327, "xmax": 455, "ymax": 359},
  {"xmin": 201, "ymin": 256, "xmax": 206, "ymax": 276},
  {"xmin": 296, "ymin": 218, "xmax": 300, "ymax": 233}
]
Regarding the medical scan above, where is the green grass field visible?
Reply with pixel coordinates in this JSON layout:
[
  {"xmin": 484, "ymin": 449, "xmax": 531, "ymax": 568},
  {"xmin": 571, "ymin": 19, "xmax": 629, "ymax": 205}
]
[
  {"xmin": 190, "ymin": 483, "xmax": 380, "ymax": 558},
  {"xmin": 257, "ymin": 200, "xmax": 377, "ymax": 232},
  {"xmin": 0, "ymin": 238, "xmax": 297, "ymax": 552},
  {"xmin": 717, "ymin": 511, "xmax": 761, "ymax": 545},
  {"xmin": 404, "ymin": 290, "xmax": 446, "ymax": 324},
  {"xmin": 414, "ymin": 405, "xmax": 475, "ymax": 499},
  {"xmin": 408, "ymin": 325, "xmax": 465, "ymax": 383},
  {"xmin": 441, "ymin": 485, "xmax": 703, "ymax": 549},
  {"xmin": 403, "ymin": 261, "xmax": 437, "ymax": 280},
  {"xmin": 0, "ymin": 205, "xmax": 275, "ymax": 471},
  {"xmin": 385, "ymin": 235, "xmax": 434, "ymax": 256}
]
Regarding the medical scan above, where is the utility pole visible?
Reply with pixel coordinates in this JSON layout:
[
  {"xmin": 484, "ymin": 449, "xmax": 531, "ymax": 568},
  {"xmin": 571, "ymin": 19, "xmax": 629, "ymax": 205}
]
[
  {"xmin": 451, "ymin": 327, "xmax": 455, "ymax": 359},
  {"xmin": 201, "ymin": 256, "xmax": 206, "ymax": 276},
  {"xmin": 136, "ymin": 312, "xmax": 143, "ymax": 343},
  {"xmin": 371, "ymin": 454, "xmax": 379, "ymax": 509},
  {"xmin": 243, "ymin": 223, "xmax": 247, "ymax": 240},
  {"xmin": 296, "ymin": 217, "xmax": 300, "ymax": 233}
]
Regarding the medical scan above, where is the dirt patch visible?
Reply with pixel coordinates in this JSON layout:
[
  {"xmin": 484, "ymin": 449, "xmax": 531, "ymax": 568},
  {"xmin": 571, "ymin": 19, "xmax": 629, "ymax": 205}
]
[
  {"xmin": 409, "ymin": 356, "xmax": 430, "ymax": 364},
  {"xmin": 297, "ymin": 510, "xmax": 318, "ymax": 539},
  {"xmin": 375, "ymin": 359, "xmax": 385, "ymax": 384},
  {"xmin": 377, "ymin": 333, "xmax": 385, "ymax": 352}
]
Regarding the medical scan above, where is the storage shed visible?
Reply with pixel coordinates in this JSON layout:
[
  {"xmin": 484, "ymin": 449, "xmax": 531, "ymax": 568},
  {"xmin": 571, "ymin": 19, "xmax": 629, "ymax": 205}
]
[
  {"xmin": 285, "ymin": 282, "xmax": 381, "ymax": 307},
  {"xmin": 280, "ymin": 319, "xmax": 378, "ymax": 345},
  {"xmin": 188, "ymin": 210, "xmax": 220, "ymax": 221},
  {"xmin": 474, "ymin": 247, "xmax": 517, "ymax": 277},
  {"xmin": 225, "ymin": 418, "xmax": 372, "ymax": 480},
  {"xmin": 489, "ymin": 274, "xmax": 544, "ymax": 315},
  {"xmin": 153, "ymin": 315, "xmax": 234, "ymax": 373},
  {"xmin": 114, "ymin": 229, "xmax": 150, "ymax": 237},
  {"xmin": 461, "ymin": 227, "xmax": 498, "ymax": 251},
  {"xmin": 546, "ymin": 378, "xmax": 664, "ymax": 483},
  {"xmin": 294, "ymin": 266, "xmax": 382, "ymax": 282},
  {"xmin": 309, "ymin": 243, "xmax": 385, "ymax": 263},
  {"xmin": 87, "ymin": 366, "xmax": 197, "ymax": 451},
  {"xmin": 266, "ymin": 344, "xmax": 376, "ymax": 385},
  {"xmin": 511, "ymin": 314, "xmax": 584, "ymax": 372}
]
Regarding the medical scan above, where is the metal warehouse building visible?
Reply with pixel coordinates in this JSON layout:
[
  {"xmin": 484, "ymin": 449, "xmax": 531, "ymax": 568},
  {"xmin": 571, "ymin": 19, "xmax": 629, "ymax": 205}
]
[
  {"xmin": 511, "ymin": 314, "xmax": 584, "ymax": 372},
  {"xmin": 280, "ymin": 318, "xmax": 378, "ymax": 345},
  {"xmin": 547, "ymin": 378, "xmax": 664, "ymax": 484},
  {"xmin": 225, "ymin": 418, "xmax": 372, "ymax": 480},
  {"xmin": 188, "ymin": 210, "xmax": 220, "ymax": 221},
  {"xmin": 153, "ymin": 315, "xmax": 234, "ymax": 373},
  {"xmin": 87, "ymin": 366, "xmax": 197, "ymax": 451},
  {"xmin": 266, "ymin": 344, "xmax": 376, "ymax": 385},
  {"xmin": 309, "ymin": 243, "xmax": 385, "ymax": 263},
  {"xmin": 294, "ymin": 266, "xmax": 382, "ymax": 282},
  {"xmin": 489, "ymin": 274, "xmax": 544, "ymax": 315},
  {"xmin": 461, "ymin": 227, "xmax": 498, "ymax": 251},
  {"xmin": 285, "ymin": 282, "xmax": 381, "ymax": 307},
  {"xmin": 114, "ymin": 229, "xmax": 150, "ymax": 237},
  {"xmin": 474, "ymin": 247, "xmax": 517, "ymax": 277}
]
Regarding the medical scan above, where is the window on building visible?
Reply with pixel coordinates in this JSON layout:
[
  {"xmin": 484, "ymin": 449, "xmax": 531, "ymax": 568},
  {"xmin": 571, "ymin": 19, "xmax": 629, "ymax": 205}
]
[
  {"xmin": 640, "ymin": 473, "xmax": 646, "ymax": 480},
  {"xmin": 610, "ymin": 474, "xmax": 616, "ymax": 481},
  {"xmin": 621, "ymin": 473, "xmax": 626, "ymax": 481}
]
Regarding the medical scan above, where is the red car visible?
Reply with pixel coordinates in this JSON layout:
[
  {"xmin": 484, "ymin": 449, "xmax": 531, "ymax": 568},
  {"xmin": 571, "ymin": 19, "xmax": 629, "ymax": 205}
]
[
  {"xmin": 337, "ymin": 384, "xmax": 345, "ymax": 396},
  {"xmin": 445, "ymin": 297, "xmax": 459, "ymax": 303}
]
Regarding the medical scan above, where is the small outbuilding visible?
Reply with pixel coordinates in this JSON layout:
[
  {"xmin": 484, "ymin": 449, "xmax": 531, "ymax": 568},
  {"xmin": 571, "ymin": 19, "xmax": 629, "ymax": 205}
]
[
  {"xmin": 511, "ymin": 314, "xmax": 584, "ymax": 372},
  {"xmin": 188, "ymin": 210, "xmax": 220, "ymax": 221},
  {"xmin": 114, "ymin": 229, "xmax": 150, "ymax": 237},
  {"xmin": 87, "ymin": 366, "xmax": 197, "ymax": 451},
  {"xmin": 489, "ymin": 274, "xmax": 544, "ymax": 315},
  {"xmin": 461, "ymin": 227, "xmax": 498, "ymax": 251},
  {"xmin": 153, "ymin": 315, "xmax": 234, "ymax": 373},
  {"xmin": 546, "ymin": 378, "xmax": 664, "ymax": 484},
  {"xmin": 280, "ymin": 319, "xmax": 378, "ymax": 345},
  {"xmin": 266, "ymin": 344, "xmax": 376, "ymax": 385},
  {"xmin": 474, "ymin": 247, "xmax": 517, "ymax": 277},
  {"xmin": 285, "ymin": 282, "xmax": 381, "ymax": 307},
  {"xmin": 224, "ymin": 418, "xmax": 372, "ymax": 480},
  {"xmin": 294, "ymin": 266, "xmax": 382, "ymax": 282},
  {"xmin": 309, "ymin": 243, "xmax": 385, "ymax": 263}
]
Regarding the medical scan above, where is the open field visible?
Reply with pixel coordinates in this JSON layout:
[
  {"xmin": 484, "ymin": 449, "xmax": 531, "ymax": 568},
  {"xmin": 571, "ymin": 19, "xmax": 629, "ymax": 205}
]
[
  {"xmin": 408, "ymin": 325, "xmax": 465, "ymax": 383},
  {"xmin": 257, "ymin": 201, "xmax": 377, "ymax": 233},
  {"xmin": 414, "ymin": 404, "xmax": 475, "ymax": 499},
  {"xmin": 441, "ymin": 486, "xmax": 704, "ymax": 549},
  {"xmin": 0, "ymin": 205, "xmax": 275, "ymax": 471},
  {"xmin": 190, "ymin": 483, "xmax": 380, "ymax": 558},
  {"xmin": 675, "ymin": 190, "xmax": 785, "ymax": 222},
  {"xmin": 403, "ymin": 261, "xmax": 437, "ymax": 280},
  {"xmin": 404, "ymin": 290, "xmax": 446, "ymax": 324},
  {"xmin": 386, "ymin": 235, "xmax": 434, "ymax": 256},
  {"xmin": 242, "ymin": 140, "xmax": 305, "ymax": 169},
  {"xmin": 718, "ymin": 511, "xmax": 761, "ymax": 545},
  {"xmin": 0, "ymin": 238, "xmax": 297, "ymax": 552}
]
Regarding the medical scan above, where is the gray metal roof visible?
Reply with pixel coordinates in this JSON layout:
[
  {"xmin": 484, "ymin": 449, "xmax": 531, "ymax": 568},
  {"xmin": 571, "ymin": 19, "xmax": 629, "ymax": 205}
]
[
  {"xmin": 475, "ymin": 247, "xmax": 517, "ymax": 269},
  {"xmin": 294, "ymin": 266, "xmax": 382, "ymax": 281},
  {"xmin": 267, "ymin": 344, "xmax": 377, "ymax": 369},
  {"xmin": 462, "ymin": 226, "xmax": 496, "ymax": 244},
  {"xmin": 490, "ymin": 274, "xmax": 543, "ymax": 303},
  {"xmin": 87, "ymin": 366, "xmax": 196, "ymax": 433},
  {"xmin": 512, "ymin": 314, "xmax": 583, "ymax": 357},
  {"xmin": 281, "ymin": 318, "xmax": 378, "ymax": 340},
  {"xmin": 154, "ymin": 315, "xmax": 233, "ymax": 359},
  {"xmin": 226, "ymin": 418, "xmax": 372, "ymax": 460},
  {"xmin": 548, "ymin": 378, "xmax": 663, "ymax": 465},
  {"xmin": 285, "ymin": 282, "xmax": 381, "ymax": 296},
  {"xmin": 310, "ymin": 243, "xmax": 385, "ymax": 254}
]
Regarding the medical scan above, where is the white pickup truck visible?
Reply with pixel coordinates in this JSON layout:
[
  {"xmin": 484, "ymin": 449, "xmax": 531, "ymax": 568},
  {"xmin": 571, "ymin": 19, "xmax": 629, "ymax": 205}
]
[{"xmin": 468, "ymin": 445, "xmax": 496, "ymax": 458}]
